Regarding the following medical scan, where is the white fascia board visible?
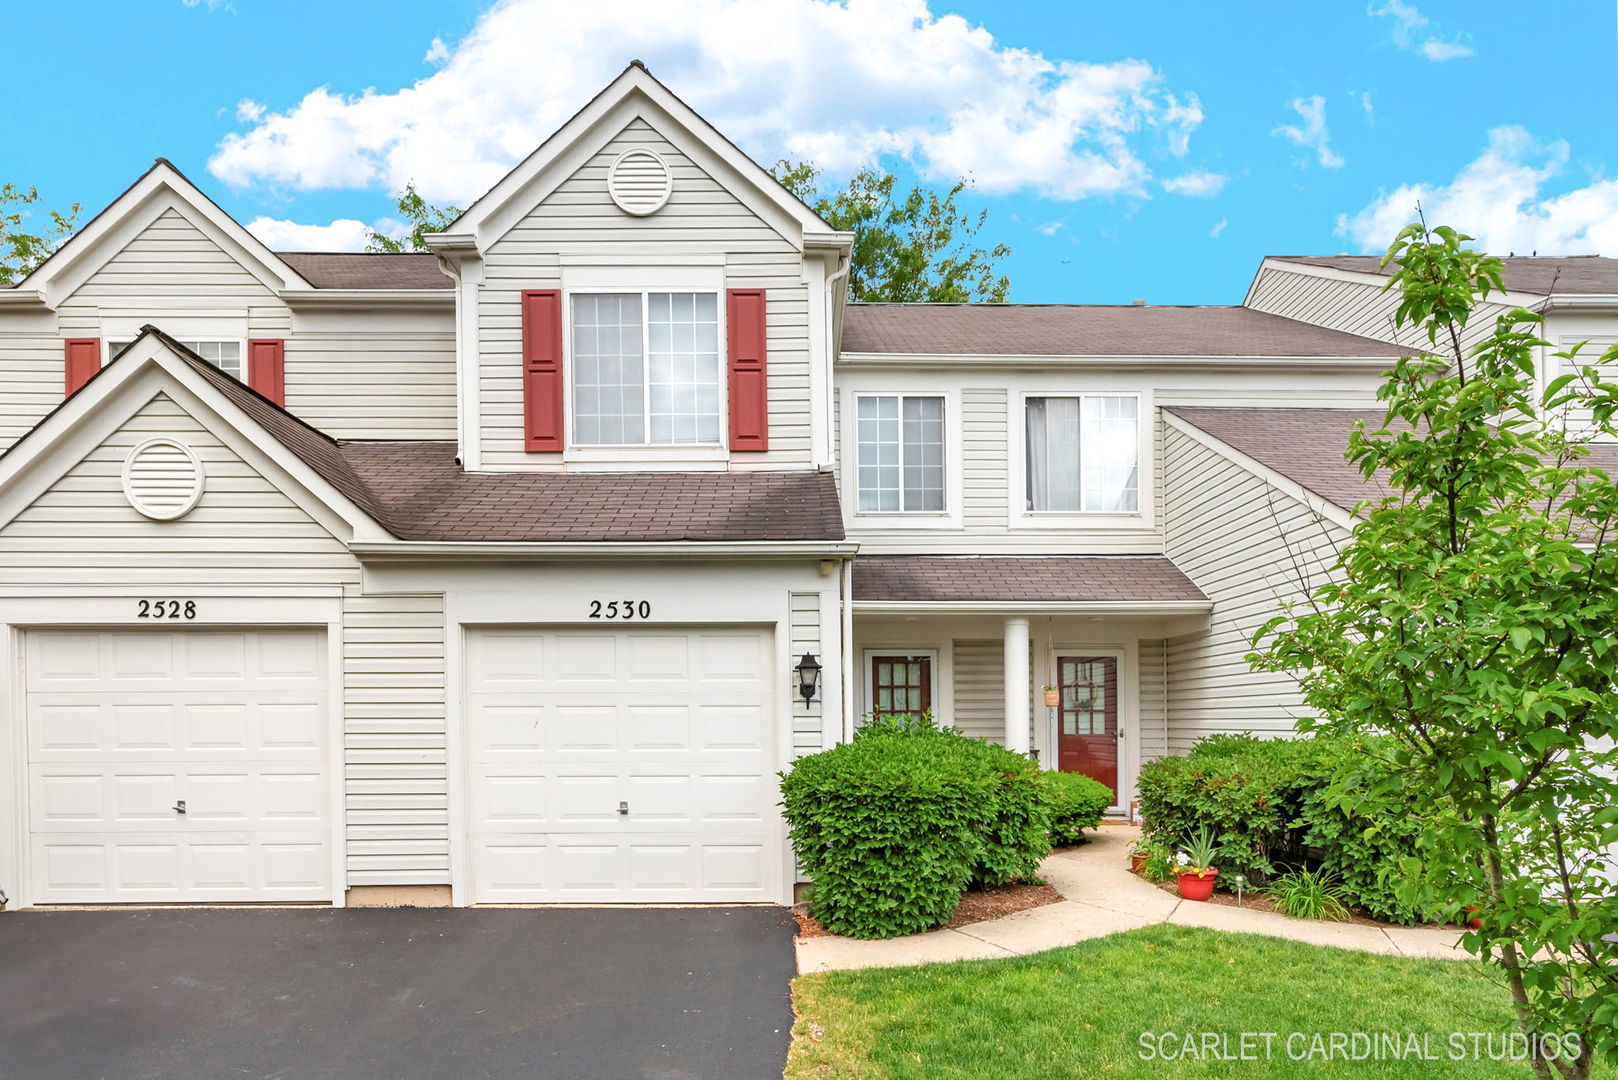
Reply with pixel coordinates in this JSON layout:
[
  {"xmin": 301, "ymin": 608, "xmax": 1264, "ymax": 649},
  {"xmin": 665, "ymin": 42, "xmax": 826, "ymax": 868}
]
[
  {"xmin": 0, "ymin": 289, "xmax": 47, "ymax": 309},
  {"xmin": 349, "ymin": 540, "xmax": 860, "ymax": 561},
  {"xmin": 1540, "ymin": 295, "xmax": 1618, "ymax": 311},
  {"xmin": 1161, "ymin": 410, "xmax": 1361, "ymax": 533},
  {"xmin": 1250, "ymin": 257, "xmax": 1549, "ymax": 311},
  {"xmin": 279, "ymin": 288, "xmax": 455, "ymax": 310},
  {"xmin": 443, "ymin": 66, "xmax": 830, "ymax": 254},
  {"xmin": 853, "ymin": 599, "xmax": 1212, "ymax": 614},
  {"xmin": 19, "ymin": 162, "xmax": 310, "ymax": 306},
  {"xmin": 0, "ymin": 335, "xmax": 390, "ymax": 542},
  {"xmin": 836, "ymin": 351, "xmax": 1399, "ymax": 370}
]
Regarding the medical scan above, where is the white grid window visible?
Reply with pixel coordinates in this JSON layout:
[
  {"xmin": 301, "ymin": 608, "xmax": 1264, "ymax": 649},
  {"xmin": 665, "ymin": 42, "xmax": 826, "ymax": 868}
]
[
  {"xmin": 571, "ymin": 292, "xmax": 720, "ymax": 446},
  {"xmin": 856, "ymin": 394, "xmax": 945, "ymax": 512},
  {"xmin": 107, "ymin": 340, "xmax": 243, "ymax": 379},
  {"xmin": 1026, "ymin": 395, "xmax": 1139, "ymax": 513}
]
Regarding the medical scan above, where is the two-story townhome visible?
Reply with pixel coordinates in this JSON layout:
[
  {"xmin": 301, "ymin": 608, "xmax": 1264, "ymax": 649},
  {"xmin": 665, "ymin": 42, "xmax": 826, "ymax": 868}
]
[{"xmin": 0, "ymin": 63, "xmax": 1611, "ymax": 912}]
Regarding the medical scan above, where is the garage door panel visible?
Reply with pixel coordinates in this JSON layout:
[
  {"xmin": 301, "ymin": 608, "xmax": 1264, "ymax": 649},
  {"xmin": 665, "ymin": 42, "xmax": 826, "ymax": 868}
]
[
  {"xmin": 466, "ymin": 626, "xmax": 779, "ymax": 903},
  {"xmin": 24, "ymin": 629, "xmax": 331, "ymax": 904}
]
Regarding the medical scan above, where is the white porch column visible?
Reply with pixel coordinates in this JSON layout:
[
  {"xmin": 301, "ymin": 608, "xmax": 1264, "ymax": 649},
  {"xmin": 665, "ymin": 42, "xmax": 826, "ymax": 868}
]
[{"xmin": 1003, "ymin": 616, "xmax": 1031, "ymax": 755}]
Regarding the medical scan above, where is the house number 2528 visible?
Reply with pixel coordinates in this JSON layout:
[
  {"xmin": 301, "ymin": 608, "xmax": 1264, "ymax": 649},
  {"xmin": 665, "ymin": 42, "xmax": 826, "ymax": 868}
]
[{"xmin": 589, "ymin": 600, "xmax": 650, "ymax": 620}]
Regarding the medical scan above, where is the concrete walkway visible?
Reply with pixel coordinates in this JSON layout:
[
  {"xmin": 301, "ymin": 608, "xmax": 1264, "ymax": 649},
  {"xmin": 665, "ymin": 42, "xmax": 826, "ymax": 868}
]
[{"xmin": 796, "ymin": 824, "xmax": 1468, "ymax": 973}]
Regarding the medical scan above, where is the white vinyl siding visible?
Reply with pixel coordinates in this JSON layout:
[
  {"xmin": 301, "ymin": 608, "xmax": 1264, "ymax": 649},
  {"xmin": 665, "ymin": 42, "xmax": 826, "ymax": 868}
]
[
  {"xmin": 950, "ymin": 639, "xmax": 1004, "ymax": 743},
  {"xmin": 855, "ymin": 394, "xmax": 944, "ymax": 512},
  {"xmin": 0, "ymin": 393, "xmax": 451, "ymax": 888},
  {"xmin": 478, "ymin": 118, "xmax": 813, "ymax": 469},
  {"xmin": 1245, "ymin": 262, "xmax": 1510, "ymax": 352},
  {"xmin": 1162, "ymin": 423, "xmax": 1348, "ymax": 750},
  {"xmin": 283, "ymin": 332, "xmax": 457, "ymax": 441},
  {"xmin": 1556, "ymin": 336, "xmax": 1618, "ymax": 439},
  {"xmin": 790, "ymin": 591, "xmax": 823, "ymax": 756}
]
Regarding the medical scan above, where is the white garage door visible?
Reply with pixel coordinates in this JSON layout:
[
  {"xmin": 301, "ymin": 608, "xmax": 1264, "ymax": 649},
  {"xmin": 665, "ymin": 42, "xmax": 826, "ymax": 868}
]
[
  {"xmin": 25, "ymin": 630, "xmax": 330, "ymax": 904},
  {"xmin": 466, "ymin": 627, "xmax": 779, "ymax": 903}
]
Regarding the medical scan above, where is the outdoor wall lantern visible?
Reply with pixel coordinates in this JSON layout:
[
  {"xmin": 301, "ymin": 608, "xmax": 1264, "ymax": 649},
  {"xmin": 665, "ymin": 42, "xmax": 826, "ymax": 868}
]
[{"xmin": 795, "ymin": 652, "xmax": 822, "ymax": 704}]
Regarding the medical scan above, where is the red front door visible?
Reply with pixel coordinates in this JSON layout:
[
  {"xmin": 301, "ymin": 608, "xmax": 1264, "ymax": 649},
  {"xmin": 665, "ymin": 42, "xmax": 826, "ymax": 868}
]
[{"xmin": 1056, "ymin": 656, "xmax": 1118, "ymax": 801}]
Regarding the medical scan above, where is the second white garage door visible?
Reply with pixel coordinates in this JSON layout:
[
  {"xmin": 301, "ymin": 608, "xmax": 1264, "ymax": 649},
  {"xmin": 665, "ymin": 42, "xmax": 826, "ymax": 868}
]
[{"xmin": 465, "ymin": 627, "xmax": 779, "ymax": 903}]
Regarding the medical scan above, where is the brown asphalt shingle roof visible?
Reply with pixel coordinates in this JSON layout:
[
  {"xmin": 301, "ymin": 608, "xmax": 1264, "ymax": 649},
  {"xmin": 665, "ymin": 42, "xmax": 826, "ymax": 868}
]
[
  {"xmin": 338, "ymin": 442, "xmax": 845, "ymax": 542},
  {"xmin": 1271, "ymin": 255, "xmax": 1618, "ymax": 297},
  {"xmin": 840, "ymin": 304, "xmax": 1401, "ymax": 358},
  {"xmin": 852, "ymin": 556, "xmax": 1206, "ymax": 604},
  {"xmin": 276, "ymin": 252, "xmax": 452, "ymax": 290}
]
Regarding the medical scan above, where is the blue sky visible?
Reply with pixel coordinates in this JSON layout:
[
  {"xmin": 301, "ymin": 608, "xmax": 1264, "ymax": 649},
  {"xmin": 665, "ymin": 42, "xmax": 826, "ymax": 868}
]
[{"xmin": 5, "ymin": 0, "xmax": 1616, "ymax": 304}]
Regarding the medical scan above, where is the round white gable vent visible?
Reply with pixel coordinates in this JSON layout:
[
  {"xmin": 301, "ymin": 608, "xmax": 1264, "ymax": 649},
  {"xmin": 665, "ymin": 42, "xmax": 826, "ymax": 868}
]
[
  {"xmin": 608, "ymin": 148, "xmax": 674, "ymax": 216},
  {"xmin": 122, "ymin": 438, "xmax": 205, "ymax": 521}
]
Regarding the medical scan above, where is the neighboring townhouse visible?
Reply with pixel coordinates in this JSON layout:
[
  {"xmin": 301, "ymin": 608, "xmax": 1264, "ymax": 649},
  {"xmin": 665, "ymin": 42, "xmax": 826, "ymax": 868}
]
[{"xmin": 0, "ymin": 62, "xmax": 1609, "ymax": 912}]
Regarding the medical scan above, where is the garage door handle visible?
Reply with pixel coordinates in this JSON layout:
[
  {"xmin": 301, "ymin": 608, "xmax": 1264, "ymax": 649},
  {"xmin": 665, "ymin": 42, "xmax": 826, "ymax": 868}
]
[
  {"xmin": 618, "ymin": 801, "xmax": 629, "ymax": 816},
  {"xmin": 173, "ymin": 800, "xmax": 187, "ymax": 815}
]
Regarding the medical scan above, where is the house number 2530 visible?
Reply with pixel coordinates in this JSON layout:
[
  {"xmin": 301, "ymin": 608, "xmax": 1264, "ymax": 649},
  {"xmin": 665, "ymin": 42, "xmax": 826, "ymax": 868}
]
[{"xmin": 589, "ymin": 600, "xmax": 650, "ymax": 620}]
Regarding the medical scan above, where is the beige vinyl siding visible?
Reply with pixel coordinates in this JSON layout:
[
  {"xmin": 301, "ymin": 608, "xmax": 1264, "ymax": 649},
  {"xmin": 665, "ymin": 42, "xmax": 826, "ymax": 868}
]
[
  {"xmin": 951, "ymin": 638, "xmax": 1004, "ymax": 742},
  {"xmin": 1161, "ymin": 424, "xmax": 1347, "ymax": 749},
  {"xmin": 1246, "ymin": 263, "xmax": 1508, "ymax": 351},
  {"xmin": 789, "ymin": 591, "xmax": 822, "ymax": 757},
  {"xmin": 2, "ymin": 206, "xmax": 458, "ymax": 445},
  {"xmin": 0, "ymin": 332, "xmax": 66, "ymax": 450},
  {"xmin": 285, "ymin": 333, "xmax": 457, "ymax": 440},
  {"xmin": 0, "ymin": 392, "xmax": 451, "ymax": 886},
  {"xmin": 477, "ymin": 117, "xmax": 813, "ymax": 469},
  {"xmin": 1138, "ymin": 637, "xmax": 1170, "ymax": 764},
  {"xmin": 1557, "ymin": 336, "xmax": 1618, "ymax": 437},
  {"xmin": 343, "ymin": 593, "xmax": 449, "ymax": 885}
]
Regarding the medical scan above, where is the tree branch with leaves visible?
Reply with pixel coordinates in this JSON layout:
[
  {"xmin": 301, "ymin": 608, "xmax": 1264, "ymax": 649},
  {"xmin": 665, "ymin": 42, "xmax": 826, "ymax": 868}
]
[
  {"xmin": 1, "ymin": 184, "xmax": 82, "ymax": 286},
  {"xmin": 367, "ymin": 181, "xmax": 461, "ymax": 253}
]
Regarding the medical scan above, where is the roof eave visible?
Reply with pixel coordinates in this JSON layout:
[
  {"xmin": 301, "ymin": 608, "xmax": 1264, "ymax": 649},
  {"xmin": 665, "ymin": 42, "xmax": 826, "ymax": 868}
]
[
  {"xmin": 279, "ymin": 288, "xmax": 455, "ymax": 308},
  {"xmin": 852, "ymin": 599, "xmax": 1213, "ymax": 614},
  {"xmin": 348, "ymin": 539, "xmax": 858, "ymax": 560},
  {"xmin": 836, "ymin": 351, "xmax": 1400, "ymax": 367}
]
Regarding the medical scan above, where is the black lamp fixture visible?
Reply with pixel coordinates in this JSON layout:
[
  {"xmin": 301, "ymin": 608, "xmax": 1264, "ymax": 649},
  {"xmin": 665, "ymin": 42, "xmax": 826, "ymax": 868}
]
[{"xmin": 794, "ymin": 652, "xmax": 822, "ymax": 704}]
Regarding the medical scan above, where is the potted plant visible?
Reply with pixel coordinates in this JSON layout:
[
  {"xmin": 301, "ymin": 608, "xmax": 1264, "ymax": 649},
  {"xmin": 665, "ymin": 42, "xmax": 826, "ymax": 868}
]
[
  {"xmin": 1042, "ymin": 685, "xmax": 1060, "ymax": 707},
  {"xmin": 1126, "ymin": 841, "xmax": 1149, "ymax": 875},
  {"xmin": 1174, "ymin": 826, "xmax": 1219, "ymax": 901}
]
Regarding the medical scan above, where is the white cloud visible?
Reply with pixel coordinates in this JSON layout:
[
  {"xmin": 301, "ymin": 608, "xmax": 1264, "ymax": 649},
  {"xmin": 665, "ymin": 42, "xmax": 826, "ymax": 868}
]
[
  {"xmin": 424, "ymin": 37, "xmax": 450, "ymax": 65},
  {"xmin": 1358, "ymin": 91, "xmax": 1374, "ymax": 125},
  {"xmin": 1337, "ymin": 126, "xmax": 1618, "ymax": 256},
  {"xmin": 1369, "ymin": 1, "xmax": 1473, "ymax": 61},
  {"xmin": 1274, "ymin": 96, "xmax": 1344, "ymax": 169},
  {"xmin": 244, "ymin": 216, "xmax": 378, "ymax": 251},
  {"xmin": 235, "ymin": 100, "xmax": 265, "ymax": 123},
  {"xmin": 181, "ymin": 0, "xmax": 233, "ymax": 10},
  {"xmin": 1161, "ymin": 171, "xmax": 1226, "ymax": 197},
  {"xmin": 1034, "ymin": 220, "xmax": 1064, "ymax": 236},
  {"xmin": 209, "ymin": 0, "xmax": 1205, "ymax": 204},
  {"xmin": 1209, "ymin": 217, "xmax": 1228, "ymax": 238}
]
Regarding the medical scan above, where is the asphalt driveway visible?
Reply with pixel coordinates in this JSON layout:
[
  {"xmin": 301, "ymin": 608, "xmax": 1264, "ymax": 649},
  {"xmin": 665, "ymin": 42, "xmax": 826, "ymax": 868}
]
[{"xmin": 0, "ymin": 905, "xmax": 797, "ymax": 1080}]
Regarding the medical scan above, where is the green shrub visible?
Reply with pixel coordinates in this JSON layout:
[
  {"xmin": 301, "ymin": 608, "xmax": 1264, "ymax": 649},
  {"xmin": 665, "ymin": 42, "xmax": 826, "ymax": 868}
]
[
  {"xmin": 780, "ymin": 717, "xmax": 1052, "ymax": 939},
  {"xmin": 1042, "ymin": 771, "xmax": 1112, "ymax": 845},
  {"xmin": 1135, "ymin": 732, "xmax": 1438, "ymax": 923}
]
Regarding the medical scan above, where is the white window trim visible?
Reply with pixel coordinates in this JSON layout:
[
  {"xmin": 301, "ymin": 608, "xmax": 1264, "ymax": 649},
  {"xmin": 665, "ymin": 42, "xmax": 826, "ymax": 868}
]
[
  {"xmin": 859, "ymin": 647, "xmax": 943, "ymax": 724},
  {"xmin": 559, "ymin": 265, "xmax": 729, "ymax": 463},
  {"xmin": 1008, "ymin": 389, "xmax": 1153, "ymax": 531},
  {"xmin": 842, "ymin": 388, "xmax": 962, "ymax": 530}
]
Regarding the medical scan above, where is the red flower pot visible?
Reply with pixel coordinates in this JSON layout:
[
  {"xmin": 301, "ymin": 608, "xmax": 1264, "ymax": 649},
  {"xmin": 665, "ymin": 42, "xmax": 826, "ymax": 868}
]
[
  {"xmin": 1176, "ymin": 868, "xmax": 1218, "ymax": 901},
  {"xmin": 1464, "ymin": 906, "xmax": 1483, "ymax": 930},
  {"xmin": 1129, "ymin": 852, "xmax": 1149, "ymax": 875}
]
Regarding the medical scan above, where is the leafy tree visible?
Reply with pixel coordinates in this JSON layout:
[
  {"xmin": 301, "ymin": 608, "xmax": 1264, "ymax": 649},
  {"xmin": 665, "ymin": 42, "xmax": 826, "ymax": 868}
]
[
  {"xmin": 1, "ymin": 184, "xmax": 82, "ymax": 286},
  {"xmin": 771, "ymin": 161, "xmax": 1010, "ymax": 303},
  {"xmin": 1252, "ymin": 222, "xmax": 1618, "ymax": 1079},
  {"xmin": 366, "ymin": 181, "xmax": 461, "ymax": 253}
]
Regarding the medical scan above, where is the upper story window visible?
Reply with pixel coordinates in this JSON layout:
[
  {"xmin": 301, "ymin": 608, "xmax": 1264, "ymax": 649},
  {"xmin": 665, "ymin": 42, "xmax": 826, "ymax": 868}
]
[
  {"xmin": 1025, "ymin": 395, "xmax": 1139, "ymax": 513},
  {"xmin": 856, "ymin": 394, "xmax": 945, "ymax": 512},
  {"xmin": 571, "ymin": 292, "xmax": 721, "ymax": 446},
  {"xmin": 108, "ymin": 340, "xmax": 243, "ymax": 380}
]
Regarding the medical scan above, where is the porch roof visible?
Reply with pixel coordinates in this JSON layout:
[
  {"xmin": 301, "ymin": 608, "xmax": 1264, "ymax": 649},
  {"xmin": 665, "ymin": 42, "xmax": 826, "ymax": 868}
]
[{"xmin": 851, "ymin": 555, "xmax": 1209, "ymax": 609}]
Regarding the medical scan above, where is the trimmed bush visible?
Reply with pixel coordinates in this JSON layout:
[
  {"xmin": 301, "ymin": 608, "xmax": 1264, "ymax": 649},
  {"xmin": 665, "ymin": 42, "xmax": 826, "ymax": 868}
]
[
  {"xmin": 1136, "ymin": 733, "xmax": 1436, "ymax": 924},
  {"xmin": 1042, "ymin": 771, "xmax": 1113, "ymax": 845},
  {"xmin": 780, "ymin": 716, "xmax": 1052, "ymax": 939}
]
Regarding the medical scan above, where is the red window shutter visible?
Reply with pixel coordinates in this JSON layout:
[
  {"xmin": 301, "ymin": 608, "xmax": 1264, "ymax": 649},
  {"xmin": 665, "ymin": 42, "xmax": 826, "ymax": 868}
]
[
  {"xmin": 726, "ymin": 288, "xmax": 768, "ymax": 452},
  {"xmin": 64, "ymin": 338, "xmax": 101, "ymax": 396},
  {"xmin": 522, "ymin": 290, "xmax": 565, "ymax": 451},
  {"xmin": 247, "ymin": 338, "xmax": 286, "ymax": 406}
]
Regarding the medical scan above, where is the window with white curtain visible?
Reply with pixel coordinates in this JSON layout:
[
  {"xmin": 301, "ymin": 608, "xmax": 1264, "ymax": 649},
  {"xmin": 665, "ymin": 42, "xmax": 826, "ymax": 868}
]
[
  {"xmin": 856, "ymin": 394, "xmax": 945, "ymax": 512},
  {"xmin": 1025, "ymin": 395, "xmax": 1139, "ymax": 512},
  {"xmin": 571, "ymin": 291, "xmax": 721, "ymax": 445}
]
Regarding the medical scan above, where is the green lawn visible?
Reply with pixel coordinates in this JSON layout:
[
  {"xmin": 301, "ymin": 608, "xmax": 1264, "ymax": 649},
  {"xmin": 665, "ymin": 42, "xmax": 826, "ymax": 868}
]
[{"xmin": 787, "ymin": 925, "xmax": 1612, "ymax": 1079}]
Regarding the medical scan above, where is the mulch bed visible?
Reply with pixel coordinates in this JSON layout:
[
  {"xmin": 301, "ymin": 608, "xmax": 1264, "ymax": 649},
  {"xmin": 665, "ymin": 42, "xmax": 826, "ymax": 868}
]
[
  {"xmin": 793, "ymin": 881, "xmax": 1064, "ymax": 939},
  {"xmin": 1146, "ymin": 876, "xmax": 1455, "ymax": 930}
]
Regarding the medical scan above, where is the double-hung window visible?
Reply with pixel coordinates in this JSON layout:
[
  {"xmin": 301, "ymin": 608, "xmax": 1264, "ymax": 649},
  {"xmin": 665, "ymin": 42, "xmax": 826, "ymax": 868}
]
[
  {"xmin": 1025, "ymin": 395, "xmax": 1139, "ymax": 513},
  {"xmin": 855, "ymin": 394, "xmax": 945, "ymax": 512},
  {"xmin": 571, "ymin": 291, "xmax": 721, "ymax": 446},
  {"xmin": 107, "ymin": 340, "xmax": 243, "ymax": 379}
]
